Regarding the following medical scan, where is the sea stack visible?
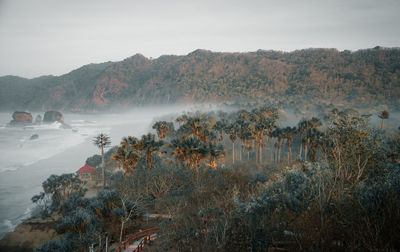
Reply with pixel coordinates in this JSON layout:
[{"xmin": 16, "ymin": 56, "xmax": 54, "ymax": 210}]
[
  {"xmin": 43, "ymin": 111, "xmax": 64, "ymax": 123},
  {"xmin": 8, "ymin": 111, "xmax": 33, "ymax": 126}
]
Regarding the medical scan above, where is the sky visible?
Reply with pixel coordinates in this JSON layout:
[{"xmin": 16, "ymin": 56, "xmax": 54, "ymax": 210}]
[{"xmin": 0, "ymin": 0, "xmax": 399, "ymax": 78}]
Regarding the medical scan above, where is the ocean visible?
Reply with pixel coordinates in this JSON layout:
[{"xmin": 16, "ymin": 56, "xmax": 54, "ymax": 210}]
[{"xmin": 0, "ymin": 106, "xmax": 195, "ymax": 239}]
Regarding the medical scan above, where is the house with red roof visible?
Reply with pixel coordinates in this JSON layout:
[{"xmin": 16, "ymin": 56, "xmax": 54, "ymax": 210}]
[{"xmin": 76, "ymin": 164, "xmax": 97, "ymax": 180}]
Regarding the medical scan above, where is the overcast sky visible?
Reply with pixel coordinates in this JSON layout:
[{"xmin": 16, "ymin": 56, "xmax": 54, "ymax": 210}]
[{"xmin": 0, "ymin": 0, "xmax": 399, "ymax": 78}]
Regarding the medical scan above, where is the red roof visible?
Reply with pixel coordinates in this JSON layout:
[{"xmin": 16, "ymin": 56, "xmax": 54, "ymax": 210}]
[{"xmin": 76, "ymin": 164, "xmax": 96, "ymax": 174}]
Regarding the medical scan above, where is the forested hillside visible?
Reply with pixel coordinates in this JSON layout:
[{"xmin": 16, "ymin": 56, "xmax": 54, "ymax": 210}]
[{"xmin": 0, "ymin": 47, "xmax": 399, "ymax": 111}]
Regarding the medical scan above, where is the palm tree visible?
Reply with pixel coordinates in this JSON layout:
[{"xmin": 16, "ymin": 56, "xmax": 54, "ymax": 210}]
[
  {"xmin": 213, "ymin": 120, "xmax": 226, "ymax": 142},
  {"xmin": 302, "ymin": 128, "xmax": 321, "ymax": 161},
  {"xmin": 178, "ymin": 115, "xmax": 212, "ymax": 141},
  {"xmin": 176, "ymin": 114, "xmax": 188, "ymax": 126},
  {"xmin": 255, "ymin": 119, "xmax": 267, "ymax": 164},
  {"xmin": 93, "ymin": 133, "xmax": 111, "ymax": 188},
  {"xmin": 200, "ymin": 129, "xmax": 217, "ymax": 143},
  {"xmin": 205, "ymin": 142, "xmax": 225, "ymax": 169},
  {"xmin": 112, "ymin": 136, "xmax": 141, "ymax": 176},
  {"xmin": 298, "ymin": 118, "xmax": 321, "ymax": 158},
  {"xmin": 171, "ymin": 136, "xmax": 208, "ymax": 183},
  {"xmin": 138, "ymin": 133, "xmax": 164, "ymax": 169},
  {"xmin": 297, "ymin": 120, "xmax": 310, "ymax": 158},
  {"xmin": 224, "ymin": 123, "xmax": 238, "ymax": 165},
  {"xmin": 236, "ymin": 119, "xmax": 252, "ymax": 161},
  {"xmin": 378, "ymin": 110, "xmax": 389, "ymax": 129},
  {"xmin": 241, "ymin": 130, "xmax": 254, "ymax": 160},
  {"xmin": 307, "ymin": 129, "xmax": 324, "ymax": 162},
  {"xmin": 170, "ymin": 137, "xmax": 186, "ymax": 167},
  {"xmin": 284, "ymin": 127, "xmax": 297, "ymax": 163},
  {"xmin": 309, "ymin": 117, "xmax": 322, "ymax": 129},
  {"xmin": 271, "ymin": 128, "xmax": 283, "ymax": 163},
  {"xmin": 152, "ymin": 121, "xmax": 174, "ymax": 139}
]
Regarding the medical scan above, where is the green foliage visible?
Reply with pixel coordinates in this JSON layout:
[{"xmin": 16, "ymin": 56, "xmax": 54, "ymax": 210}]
[
  {"xmin": 31, "ymin": 173, "xmax": 85, "ymax": 217},
  {"xmin": 35, "ymin": 237, "xmax": 73, "ymax": 252},
  {"xmin": 1, "ymin": 48, "xmax": 399, "ymax": 111},
  {"xmin": 85, "ymin": 154, "xmax": 101, "ymax": 167},
  {"xmin": 34, "ymin": 107, "xmax": 400, "ymax": 251}
]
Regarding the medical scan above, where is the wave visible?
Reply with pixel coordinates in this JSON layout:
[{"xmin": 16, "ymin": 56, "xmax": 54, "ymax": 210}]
[
  {"xmin": 2, "ymin": 219, "xmax": 16, "ymax": 230},
  {"xmin": 0, "ymin": 132, "xmax": 89, "ymax": 174},
  {"xmin": 0, "ymin": 219, "xmax": 17, "ymax": 238},
  {"xmin": 0, "ymin": 204, "xmax": 35, "ymax": 238},
  {"xmin": 0, "ymin": 165, "xmax": 22, "ymax": 173},
  {"xmin": 23, "ymin": 121, "xmax": 64, "ymax": 130}
]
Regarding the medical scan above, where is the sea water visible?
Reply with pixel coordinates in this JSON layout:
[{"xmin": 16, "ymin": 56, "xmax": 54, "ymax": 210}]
[{"xmin": 0, "ymin": 106, "xmax": 196, "ymax": 239}]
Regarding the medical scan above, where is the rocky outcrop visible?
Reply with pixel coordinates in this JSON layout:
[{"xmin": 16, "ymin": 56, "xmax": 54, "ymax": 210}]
[
  {"xmin": 29, "ymin": 134, "xmax": 39, "ymax": 140},
  {"xmin": 8, "ymin": 111, "xmax": 33, "ymax": 125},
  {"xmin": 43, "ymin": 111, "xmax": 64, "ymax": 123},
  {"xmin": 0, "ymin": 217, "xmax": 58, "ymax": 251}
]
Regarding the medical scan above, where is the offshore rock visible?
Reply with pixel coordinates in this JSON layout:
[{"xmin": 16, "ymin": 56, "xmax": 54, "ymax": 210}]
[
  {"xmin": 43, "ymin": 111, "xmax": 64, "ymax": 123},
  {"xmin": 29, "ymin": 134, "xmax": 39, "ymax": 140},
  {"xmin": 8, "ymin": 111, "xmax": 33, "ymax": 126}
]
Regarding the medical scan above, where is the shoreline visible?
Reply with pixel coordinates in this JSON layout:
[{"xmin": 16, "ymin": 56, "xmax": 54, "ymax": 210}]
[
  {"xmin": 0, "ymin": 180, "xmax": 103, "ymax": 251},
  {"xmin": 0, "ymin": 139, "xmax": 98, "ymax": 240}
]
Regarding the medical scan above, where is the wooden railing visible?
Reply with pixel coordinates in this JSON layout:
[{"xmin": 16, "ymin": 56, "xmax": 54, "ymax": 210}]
[
  {"xmin": 133, "ymin": 232, "xmax": 155, "ymax": 252},
  {"xmin": 117, "ymin": 227, "xmax": 158, "ymax": 252}
]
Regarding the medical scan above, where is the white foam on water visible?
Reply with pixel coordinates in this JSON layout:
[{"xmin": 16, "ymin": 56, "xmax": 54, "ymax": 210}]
[
  {"xmin": 3, "ymin": 219, "xmax": 15, "ymax": 229},
  {"xmin": 1, "ymin": 165, "xmax": 22, "ymax": 172},
  {"xmin": 0, "ymin": 106, "xmax": 197, "ymax": 239},
  {"xmin": 0, "ymin": 117, "xmax": 102, "ymax": 173}
]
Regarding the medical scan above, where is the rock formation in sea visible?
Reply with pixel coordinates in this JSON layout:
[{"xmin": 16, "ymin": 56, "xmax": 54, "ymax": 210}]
[
  {"xmin": 8, "ymin": 111, "xmax": 33, "ymax": 125},
  {"xmin": 43, "ymin": 111, "xmax": 64, "ymax": 123}
]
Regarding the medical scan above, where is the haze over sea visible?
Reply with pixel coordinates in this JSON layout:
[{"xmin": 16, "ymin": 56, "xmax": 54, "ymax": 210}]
[{"xmin": 0, "ymin": 106, "xmax": 195, "ymax": 239}]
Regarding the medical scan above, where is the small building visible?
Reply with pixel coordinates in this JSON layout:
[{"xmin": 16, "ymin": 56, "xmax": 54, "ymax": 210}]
[{"xmin": 76, "ymin": 164, "xmax": 97, "ymax": 180}]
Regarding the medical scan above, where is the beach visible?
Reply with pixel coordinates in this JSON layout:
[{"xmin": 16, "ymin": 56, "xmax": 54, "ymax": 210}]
[{"xmin": 0, "ymin": 106, "xmax": 191, "ymax": 239}]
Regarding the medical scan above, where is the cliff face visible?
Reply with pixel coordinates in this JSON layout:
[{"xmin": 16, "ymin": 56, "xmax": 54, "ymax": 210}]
[
  {"xmin": 0, "ymin": 217, "xmax": 58, "ymax": 251},
  {"xmin": 0, "ymin": 48, "xmax": 399, "ymax": 111}
]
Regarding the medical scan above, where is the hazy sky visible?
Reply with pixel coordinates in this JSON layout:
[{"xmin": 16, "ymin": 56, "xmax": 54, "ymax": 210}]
[{"xmin": 0, "ymin": 0, "xmax": 399, "ymax": 78}]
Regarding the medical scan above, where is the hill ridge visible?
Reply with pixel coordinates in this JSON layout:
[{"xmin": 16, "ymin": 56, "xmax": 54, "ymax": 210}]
[{"xmin": 0, "ymin": 47, "xmax": 399, "ymax": 111}]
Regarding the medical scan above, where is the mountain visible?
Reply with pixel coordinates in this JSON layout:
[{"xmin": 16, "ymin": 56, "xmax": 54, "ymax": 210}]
[{"xmin": 1, "ymin": 47, "xmax": 399, "ymax": 112}]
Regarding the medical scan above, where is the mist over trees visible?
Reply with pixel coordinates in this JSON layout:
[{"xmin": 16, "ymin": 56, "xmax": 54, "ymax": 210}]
[{"xmin": 32, "ymin": 105, "xmax": 400, "ymax": 251}]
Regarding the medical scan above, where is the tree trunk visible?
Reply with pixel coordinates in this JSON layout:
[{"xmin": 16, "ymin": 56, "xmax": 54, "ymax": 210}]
[
  {"xmin": 119, "ymin": 221, "xmax": 125, "ymax": 242},
  {"xmin": 146, "ymin": 151, "xmax": 152, "ymax": 169},
  {"xmin": 270, "ymin": 138, "xmax": 274, "ymax": 162},
  {"xmin": 305, "ymin": 144, "xmax": 308, "ymax": 162},
  {"xmin": 255, "ymin": 140, "xmax": 258, "ymax": 164},
  {"xmin": 232, "ymin": 141, "xmax": 235, "ymax": 165},
  {"xmin": 240, "ymin": 143, "xmax": 242, "ymax": 161},
  {"xmin": 278, "ymin": 139, "xmax": 281, "ymax": 163},
  {"xmin": 102, "ymin": 146, "xmax": 105, "ymax": 188},
  {"xmin": 299, "ymin": 133, "xmax": 303, "ymax": 158}
]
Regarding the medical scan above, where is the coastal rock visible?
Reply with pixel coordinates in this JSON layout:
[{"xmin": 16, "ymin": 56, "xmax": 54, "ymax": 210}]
[
  {"xmin": 0, "ymin": 217, "xmax": 58, "ymax": 251},
  {"xmin": 30, "ymin": 134, "xmax": 39, "ymax": 140},
  {"xmin": 43, "ymin": 111, "xmax": 64, "ymax": 123},
  {"xmin": 8, "ymin": 111, "xmax": 33, "ymax": 126}
]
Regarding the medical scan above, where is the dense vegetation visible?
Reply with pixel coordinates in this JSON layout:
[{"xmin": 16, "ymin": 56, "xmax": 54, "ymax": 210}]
[
  {"xmin": 1, "ymin": 47, "xmax": 399, "ymax": 111},
  {"xmin": 33, "ymin": 106, "xmax": 400, "ymax": 251}
]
